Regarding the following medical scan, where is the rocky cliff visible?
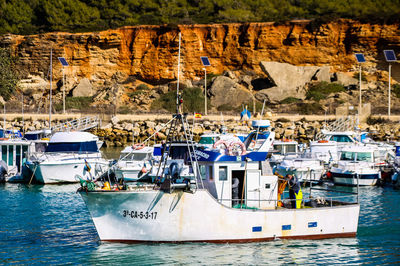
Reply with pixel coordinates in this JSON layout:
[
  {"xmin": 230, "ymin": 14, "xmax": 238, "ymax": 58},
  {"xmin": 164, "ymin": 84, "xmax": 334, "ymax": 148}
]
[
  {"xmin": 1, "ymin": 19, "xmax": 400, "ymax": 113},
  {"xmin": 2, "ymin": 19, "xmax": 400, "ymax": 83}
]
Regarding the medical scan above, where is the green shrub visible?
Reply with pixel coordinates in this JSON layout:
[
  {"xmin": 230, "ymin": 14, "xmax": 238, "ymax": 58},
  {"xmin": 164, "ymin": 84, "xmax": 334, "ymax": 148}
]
[
  {"xmin": 392, "ymin": 84, "xmax": 400, "ymax": 98},
  {"xmin": 366, "ymin": 116, "xmax": 389, "ymax": 125},
  {"xmin": 151, "ymin": 87, "xmax": 210, "ymax": 113},
  {"xmin": 118, "ymin": 105, "xmax": 131, "ymax": 114},
  {"xmin": 280, "ymin": 97, "xmax": 301, "ymax": 104},
  {"xmin": 296, "ymin": 102, "xmax": 324, "ymax": 115},
  {"xmin": 306, "ymin": 82, "xmax": 345, "ymax": 102},
  {"xmin": 54, "ymin": 96, "xmax": 93, "ymax": 111},
  {"xmin": 352, "ymin": 72, "xmax": 367, "ymax": 82},
  {"xmin": 129, "ymin": 84, "xmax": 149, "ymax": 98}
]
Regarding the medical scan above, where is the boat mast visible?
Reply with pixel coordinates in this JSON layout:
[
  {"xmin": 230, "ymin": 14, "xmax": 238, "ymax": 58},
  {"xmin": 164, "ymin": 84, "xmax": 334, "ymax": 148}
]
[
  {"xmin": 176, "ymin": 32, "xmax": 181, "ymax": 114},
  {"xmin": 49, "ymin": 48, "xmax": 52, "ymax": 130}
]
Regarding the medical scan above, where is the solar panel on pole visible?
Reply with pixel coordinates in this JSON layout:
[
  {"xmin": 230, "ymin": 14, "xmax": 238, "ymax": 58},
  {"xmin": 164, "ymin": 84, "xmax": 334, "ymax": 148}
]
[
  {"xmin": 384, "ymin": 50, "xmax": 397, "ymax": 62},
  {"xmin": 200, "ymin": 56, "xmax": 211, "ymax": 66},
  {"xmin": 355, "ymin": 53, "xmax": 366, "ymax": 63},
  {"xmin": 58, "ymin": 57, "xmax": 69, "ymax": 66}
]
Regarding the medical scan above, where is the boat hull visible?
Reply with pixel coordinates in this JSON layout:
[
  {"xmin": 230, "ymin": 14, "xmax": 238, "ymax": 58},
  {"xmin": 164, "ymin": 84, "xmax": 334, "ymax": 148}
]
[
  {"xmin": 80, "ymin": 189, "xmax": 359, "ymax": 243},
  {"xmin": 331, "ymin": 172, "xmax": 379, "ymax": 186},
  {"xmin": 26, "ymin": 159, "xmax": 109, "ymax": 184}
]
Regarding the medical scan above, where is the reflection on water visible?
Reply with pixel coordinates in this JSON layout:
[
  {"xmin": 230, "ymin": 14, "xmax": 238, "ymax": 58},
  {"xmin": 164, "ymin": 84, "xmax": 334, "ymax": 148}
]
[
  {"xmin": 89, "ymin": 238, "xmax": 361, "ymax": 265},
  {"xmin": 0, "ymin": 183, "xmax": 400, "ymax": 264}
]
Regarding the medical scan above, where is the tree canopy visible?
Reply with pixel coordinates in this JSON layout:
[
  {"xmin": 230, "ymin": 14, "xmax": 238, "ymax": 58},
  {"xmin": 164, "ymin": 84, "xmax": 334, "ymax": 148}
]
[{"xmin": 0, "ymin": 0, "xmax": 400, "ymax": 35}]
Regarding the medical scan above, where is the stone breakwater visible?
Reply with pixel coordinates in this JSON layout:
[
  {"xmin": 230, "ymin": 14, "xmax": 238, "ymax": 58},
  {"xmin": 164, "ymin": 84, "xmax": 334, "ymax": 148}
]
[{"xmin": 5, "ymin": 118, "xmax": 399, "ymax": 147}]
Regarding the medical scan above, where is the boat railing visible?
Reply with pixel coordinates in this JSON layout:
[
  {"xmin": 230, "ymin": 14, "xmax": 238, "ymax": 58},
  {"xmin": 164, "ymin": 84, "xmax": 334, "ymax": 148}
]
[{"xmin": 219, "ymin": 194, "xmax": 357, "ymax": 209}]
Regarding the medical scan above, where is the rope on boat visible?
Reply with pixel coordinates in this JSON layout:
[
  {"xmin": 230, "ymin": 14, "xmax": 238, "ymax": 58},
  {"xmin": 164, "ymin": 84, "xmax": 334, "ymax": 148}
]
[{"xmin": 28, "ymin": 164, "xmax": 38, "ymax": 185}]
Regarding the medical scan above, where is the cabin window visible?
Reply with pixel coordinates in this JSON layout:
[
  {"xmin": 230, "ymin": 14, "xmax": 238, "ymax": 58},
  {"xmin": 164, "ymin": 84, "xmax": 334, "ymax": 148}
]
[
  {"xmin": 8, "ymin": 145, "xmax": 13, "ymax": 166},
  {"xmin": 22, "ymin": 145, "xmax": 28, "ymax": 158},
  {"xmin": 199, "ymin": 165, "xmax": 206, "ymax": 180},
  {"xmin": 286, "ymin": 144, "xmax": 296, "ymax": 153},
  {"xmin": 208, "ymin": 166, "xmax": 213, "ymax": 181},
  {"xmin": 340, "ymin": 151, "xmax": 355, "ymax": 161},
  {"xmin": 273, "ymin": 145, "xmax": 283, "ymax": 154},
  {"xmin": 16, "ymin": 145, "xmax": 21, "ymax": 171},
  {"xmin": 331, "ymin": 135, "xmax": 353, "ymax": 143},
  {"xmin": 2, "ymin": 146, "xmax": 7, "ymax": 163},
  {"xmin": 219, "ymin": 166, "xmax": 227, "ymax": 181}
]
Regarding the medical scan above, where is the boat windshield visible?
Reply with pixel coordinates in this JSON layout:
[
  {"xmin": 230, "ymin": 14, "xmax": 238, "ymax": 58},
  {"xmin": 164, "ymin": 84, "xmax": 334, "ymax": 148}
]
[
  {"xmin": 199, "ymin": 137, "xmax": 214, "ymax": 145},
  {"xmin": 120, "ymin": 153, "xmax": 150, "ymax": 161},
  {"xmin": 330, "ymin": 135, "xmax": 354, "ymax": 143},
  {"xmin": 45, "ymin": 141, "xmax": 98, "ymax": 153},
  {"xmin": 356, "ymin": 152, "xmax": 373, "ymax": 162},
  {"xmin": 340, "ymin": 151, "xmax": 373, "ymax": 162}
]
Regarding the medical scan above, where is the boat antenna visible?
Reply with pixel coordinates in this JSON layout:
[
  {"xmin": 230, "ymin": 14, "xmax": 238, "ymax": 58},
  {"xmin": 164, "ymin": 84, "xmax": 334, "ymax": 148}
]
[{"xmin": 176, "ymin": 32, "xmax": 182, "ymax": 114}]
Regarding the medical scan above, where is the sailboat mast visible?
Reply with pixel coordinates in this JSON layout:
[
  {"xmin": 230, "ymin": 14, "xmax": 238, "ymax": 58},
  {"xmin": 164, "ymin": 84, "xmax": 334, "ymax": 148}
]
[
  {"xmin": 176, "ymin": 32, "xmax": 181, "ymax": 114},
  {"xmin": 49, "ymin": 48, "xmax": 52, "ymax": 130}
]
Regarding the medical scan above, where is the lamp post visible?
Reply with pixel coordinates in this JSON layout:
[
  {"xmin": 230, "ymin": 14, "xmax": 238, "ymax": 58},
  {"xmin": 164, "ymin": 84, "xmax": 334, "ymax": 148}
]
[
  {"xmin": 384, "ymin": 50, "xmax": 397, "ymax": 119},
  {"xmin": 200, "ymin": 56, "xmax": 211, "ymax": 116},
  {"xmin": 355, "ymin": 53, "xmax": 366, "ymax": 122},
  {"xmin": 58, "ymin": 57, "xmax": 69, "ymax": 114}
]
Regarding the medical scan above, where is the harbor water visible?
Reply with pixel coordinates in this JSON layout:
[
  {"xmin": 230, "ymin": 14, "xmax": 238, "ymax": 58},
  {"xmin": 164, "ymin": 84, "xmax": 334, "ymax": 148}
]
[{"xmin": 0, "ymin": 146, "xmax": 399, "ymax": 264}]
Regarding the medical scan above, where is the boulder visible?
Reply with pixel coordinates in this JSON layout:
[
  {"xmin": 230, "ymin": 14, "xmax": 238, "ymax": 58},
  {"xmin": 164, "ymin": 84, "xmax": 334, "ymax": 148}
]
[
  {"xmin": 258, "ymin": 61, "xmax": 331, "ymax": 102},
  {"xmin": 335, "ymin": 72, "xmax": 358, "ymax": 87},
  {"xmin": 209, "ymin": 76, "xmax": 254, "ymax": 108},
  {"xmin": 72, "ymin": 78, "xmax": 94, "ymax": 97}
]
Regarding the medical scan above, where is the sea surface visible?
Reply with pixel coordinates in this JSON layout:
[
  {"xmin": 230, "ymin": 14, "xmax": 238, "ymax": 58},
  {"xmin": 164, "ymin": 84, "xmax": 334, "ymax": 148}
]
[{"xmin": 0, "ymin": 149, "xmax": 399, "ymax": 264}]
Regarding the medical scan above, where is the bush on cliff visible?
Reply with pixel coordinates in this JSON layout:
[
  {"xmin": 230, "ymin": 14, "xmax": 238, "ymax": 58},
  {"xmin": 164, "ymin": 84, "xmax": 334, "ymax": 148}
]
[
  {"xmin": 151, "ymin": 87, "xmax": 210, "ymax": 113},
  {"xmin": 0, "ymin": 48, "xmax": 20, "ymax": 101},
  {"xmin": 306, "ymin": 82, "xmax": 345, "ymax": 102},
  {"xmin": 54, "ymin": 96, "xmax": 93, "ymax": 111}
]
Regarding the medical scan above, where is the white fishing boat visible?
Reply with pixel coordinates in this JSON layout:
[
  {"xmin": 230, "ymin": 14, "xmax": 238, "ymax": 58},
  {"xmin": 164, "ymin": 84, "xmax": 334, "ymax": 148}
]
[
  {"xmin": 78, "ymin": 35, "xmax": 359, "ymax": 243},
  {"xmin": 113, "ymin": 145, "xmax": 154, "ymax": 182},
  {"xmin": 274, "ymin": 157, "xmax": 324, "ymax": 184},
  {"xmin": 24, "ymin": 131, "xmax": 109, "ymax": 184},
  {"xmin": 330, "ymin": 145, "xmax": 381, "ymax": 186},
  {"xmin": 78, "ymin": 117, "xmax": 359, "ymax": 243}
]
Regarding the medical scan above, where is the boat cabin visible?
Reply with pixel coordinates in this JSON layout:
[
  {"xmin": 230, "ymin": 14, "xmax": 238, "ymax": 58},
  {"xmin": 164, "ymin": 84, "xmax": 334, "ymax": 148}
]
[
  {"xmin": 339, "ymin": 147, "xmax": 376, "ymax": 163},
  {"xmin": 198, "ymin": 159, "xmax": 278, "ymax": 209},
  {"xmin": 0, "ymin": 139, "xmax": 35, "ymax": 175},
  {"xmin": 45, "ymin": 132, "xmax": 100, "ymax": 153}
]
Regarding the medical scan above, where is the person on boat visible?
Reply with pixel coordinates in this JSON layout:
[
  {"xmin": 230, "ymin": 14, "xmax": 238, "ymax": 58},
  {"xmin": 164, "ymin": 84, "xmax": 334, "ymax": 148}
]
[
  {"xmin": 232, "ymin": 177, "xmax": 240, "ymax": 206},
  {"xmin": 286, "ymin": 174, "xmax": 302, "ymax": 209}
]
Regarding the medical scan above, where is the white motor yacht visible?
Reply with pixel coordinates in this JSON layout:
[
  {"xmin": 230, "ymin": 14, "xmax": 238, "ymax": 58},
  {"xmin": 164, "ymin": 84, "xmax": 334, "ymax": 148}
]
[
  {"xmin": 330, "ymin": 145, "xmax": 381, "ymax": 186},
  {"xmin": 114, "ymin": 145, "xmax": 154, "ymax": 182},
  {"xmin": 24, "ymin": 131, "xmax": 109, "ymax": 184}
]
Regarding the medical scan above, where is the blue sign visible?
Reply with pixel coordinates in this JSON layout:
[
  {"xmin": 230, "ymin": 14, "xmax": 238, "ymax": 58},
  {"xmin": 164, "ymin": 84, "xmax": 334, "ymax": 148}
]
[
  {"xmin": 308, "ymin": 222, "xmax": 317, "ymax": 228},
  {"xmin": 384, "ymin": 50, "xmax": 397, "ymax": 62},
  {"xmin": 355, "ymin": 53, "xmax": 366, "ymax": 63},
  {"xmin": 252, "ymin": 226, "xmax": 262, "ymax": 232},
  {"xmin": 282, "ymin": 224, "xmax": 291, "ymax": 231},
  {"xmin": 200, "ymin": 56, "xmax": 211, "ymax": 66},
  {"xmin": 58, "ymin": 57, "xmax": 69, "ymax": 66}
]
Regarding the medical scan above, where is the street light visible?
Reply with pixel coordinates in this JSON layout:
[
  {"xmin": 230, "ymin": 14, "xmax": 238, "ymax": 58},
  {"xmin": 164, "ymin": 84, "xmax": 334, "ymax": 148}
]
[
  {"xmin": 200, "ymin": 56, "xmax": 211, "ymax": 116},
  {"xmin": 383, "ymin": 50, "xmax": 397, "ymax": 118},
  {"xmin": 355, "ymin": 53, "xmax": 366, "ymax": 120},
  {"xmin": 58, "ymin": 57, "xmax": 69, "ymax": 114}
]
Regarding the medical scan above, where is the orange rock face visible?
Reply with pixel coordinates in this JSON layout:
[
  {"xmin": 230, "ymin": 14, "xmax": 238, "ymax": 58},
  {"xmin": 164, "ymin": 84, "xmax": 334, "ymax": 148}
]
[{"xmin": 1, "ymin": 19, "xmax": 400, "ymax": 84}]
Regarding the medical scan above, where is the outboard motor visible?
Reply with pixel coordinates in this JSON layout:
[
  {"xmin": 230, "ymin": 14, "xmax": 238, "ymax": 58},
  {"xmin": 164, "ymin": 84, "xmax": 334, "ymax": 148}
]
[{"xmin": 169, "ymin": 161, "xmax": 182, "ymax": 182}]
